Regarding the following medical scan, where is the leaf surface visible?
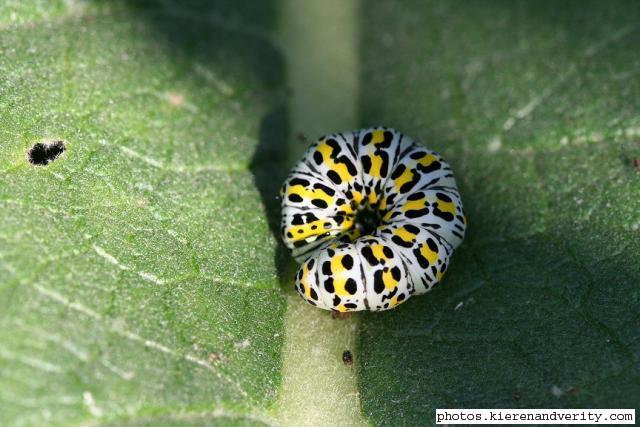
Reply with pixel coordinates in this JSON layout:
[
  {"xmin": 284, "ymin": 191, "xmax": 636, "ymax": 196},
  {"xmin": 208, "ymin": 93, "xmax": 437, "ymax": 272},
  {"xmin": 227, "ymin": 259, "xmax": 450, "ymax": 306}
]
[
  {"xmin": 2, "ymin": 1, "xmax": 640, "ymax": 426},
  {"xmin": 0, "ymin": 2, "xmax": 287, "ymax": 425},
  {"xmin": 356, "ymin": 0, "xmax": 640, "ymax": 424}
]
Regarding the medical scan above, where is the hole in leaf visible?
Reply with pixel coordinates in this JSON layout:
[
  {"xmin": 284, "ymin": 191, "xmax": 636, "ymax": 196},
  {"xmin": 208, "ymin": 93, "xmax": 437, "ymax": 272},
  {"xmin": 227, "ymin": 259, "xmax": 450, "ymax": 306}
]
[{"xmin": 28, "ymin": 140, "xmax": 66, "ymax": 166}]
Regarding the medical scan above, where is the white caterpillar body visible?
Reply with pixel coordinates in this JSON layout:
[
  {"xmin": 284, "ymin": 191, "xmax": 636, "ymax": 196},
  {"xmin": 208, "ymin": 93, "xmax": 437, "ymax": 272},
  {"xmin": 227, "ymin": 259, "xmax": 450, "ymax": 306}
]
[{"xmin": 280, "ymin": 127, "xmax": 466, "ymax": 312}]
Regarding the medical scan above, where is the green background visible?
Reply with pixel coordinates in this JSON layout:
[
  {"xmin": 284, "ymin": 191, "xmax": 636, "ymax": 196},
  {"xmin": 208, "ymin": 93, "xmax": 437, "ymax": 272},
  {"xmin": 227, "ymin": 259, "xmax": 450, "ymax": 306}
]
[
  {"xmin": 357, "ymin": 1, "xmax": 640, "ymax": 423},
  {"xmin": 1, "ymin": 1, "xmax": 638, "ymax": 426}
]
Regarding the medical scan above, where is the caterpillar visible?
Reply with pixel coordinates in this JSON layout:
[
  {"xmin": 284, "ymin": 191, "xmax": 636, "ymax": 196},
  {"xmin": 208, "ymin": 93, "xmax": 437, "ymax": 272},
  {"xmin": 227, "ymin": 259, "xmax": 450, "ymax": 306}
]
[{"xmin": 280, "ymin": 127, "xmax": 466, "ymax": 312}]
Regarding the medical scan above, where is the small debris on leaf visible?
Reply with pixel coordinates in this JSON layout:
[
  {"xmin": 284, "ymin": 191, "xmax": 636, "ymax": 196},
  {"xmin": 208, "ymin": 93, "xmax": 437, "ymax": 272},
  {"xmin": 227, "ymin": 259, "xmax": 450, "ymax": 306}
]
[
  {"xmin": 550, "ymin": 384, "xmax": 564, "ymax": 397},
  {"xmin": 331, "ymin": 311, "xmax": 352, "ymax": 320},
  {"xmin": 207, "ymin": 352, "xmax": 224, "ymax": 363},
  {"xmin": 234, "ymin": 339, "xmax": 251, "ymax": 350},
  {"xmin": 342, "ymin": 350, "xmax": 353, "ymax": 365},
  {"xmin": 167, "ymin": 91, "xmax": 184, "ymax": 107}
]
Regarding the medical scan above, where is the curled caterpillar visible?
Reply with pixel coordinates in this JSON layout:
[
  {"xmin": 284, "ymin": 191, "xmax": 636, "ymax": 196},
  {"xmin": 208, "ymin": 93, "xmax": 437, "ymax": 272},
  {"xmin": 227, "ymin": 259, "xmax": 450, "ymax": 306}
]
[{"xmin": 280, "ymin": 127, "xmax": 466, "ymax": 312}]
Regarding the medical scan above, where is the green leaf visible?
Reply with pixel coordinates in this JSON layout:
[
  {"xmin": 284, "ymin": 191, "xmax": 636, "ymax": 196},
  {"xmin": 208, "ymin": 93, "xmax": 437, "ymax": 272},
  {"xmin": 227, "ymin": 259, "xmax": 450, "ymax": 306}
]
[
  {"xmin": 3, "ymin": 1, "xmax": 639, "ymax": 426},
  {"xmin": 0, "ymin": 1, "xmax": 288, "ymax": 425},
  {"xmin": 356, "ymin": 0, "xmax": 640, "ymax": 423}
]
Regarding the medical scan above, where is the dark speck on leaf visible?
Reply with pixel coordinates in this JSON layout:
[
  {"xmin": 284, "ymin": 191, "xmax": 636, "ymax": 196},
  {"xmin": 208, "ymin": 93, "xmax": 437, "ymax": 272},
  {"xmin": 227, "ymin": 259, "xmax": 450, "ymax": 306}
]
[{"xmin": 342, "ymin": 349, "xmax": 353, "ymax": 365}]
